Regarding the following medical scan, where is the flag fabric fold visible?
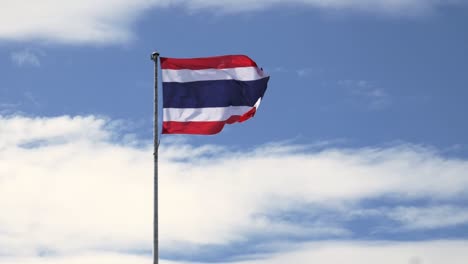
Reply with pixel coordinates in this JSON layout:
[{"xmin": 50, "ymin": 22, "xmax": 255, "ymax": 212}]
[{"xmin": 161, "ymin": 55, "xmax": 269, "ymax": 135}]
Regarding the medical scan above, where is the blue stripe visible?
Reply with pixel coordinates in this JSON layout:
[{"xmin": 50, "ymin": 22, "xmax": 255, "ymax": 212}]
[{"xmin": 163, "ymin": 77, "xmax": 269, "ymax": 108}]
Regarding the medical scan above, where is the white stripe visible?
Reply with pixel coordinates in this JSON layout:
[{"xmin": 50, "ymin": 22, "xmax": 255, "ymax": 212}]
[
  {"xmin": 163, "ymin": 105, "xmax": 254, "ymax": 122},
  {"xmin": 162, "ymin": 66, "xmax": 268, "ymax": 83}
]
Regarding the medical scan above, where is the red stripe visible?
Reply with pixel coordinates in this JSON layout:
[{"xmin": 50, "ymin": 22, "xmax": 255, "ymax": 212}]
[
  {"xmin": 162, "ymin": 108, "xmax": 257, "ymax": 135},
  {"xmin": 163, "ymin": 121, "xmax": 225, "ymax": 135},
  {"xmin": 160, "ymin": 55, "xmax": 258, "ymax": 70}
]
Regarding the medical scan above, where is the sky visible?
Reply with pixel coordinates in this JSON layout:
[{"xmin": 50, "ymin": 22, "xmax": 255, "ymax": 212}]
[{"xmin": 1, "ymin": 1, "xmax": 468, "ymax": 263}]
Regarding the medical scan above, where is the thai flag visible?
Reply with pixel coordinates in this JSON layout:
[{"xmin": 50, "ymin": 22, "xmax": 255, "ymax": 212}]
[{"xmin": 161, "ymin": 55, "xmax": 270, "ymax": 135}]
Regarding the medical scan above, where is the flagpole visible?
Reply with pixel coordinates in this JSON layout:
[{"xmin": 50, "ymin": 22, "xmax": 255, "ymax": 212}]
[{"xmin": 151, "ymin": 51, "xmax": 160, "ymax": 264}]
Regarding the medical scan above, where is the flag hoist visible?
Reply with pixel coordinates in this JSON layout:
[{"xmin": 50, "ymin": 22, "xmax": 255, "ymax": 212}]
[{"xmin": 150, "ymin": 52, "xmax": 269, "ymax": 264}]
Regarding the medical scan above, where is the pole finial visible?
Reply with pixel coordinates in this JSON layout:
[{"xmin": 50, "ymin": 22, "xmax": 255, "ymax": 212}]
[{"xmin": 151, "ymin": 51, "xmax": 160, "ymax": 61}]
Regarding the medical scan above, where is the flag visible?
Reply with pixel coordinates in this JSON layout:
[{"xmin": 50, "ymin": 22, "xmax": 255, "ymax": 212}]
[{"xmin": 161, "ymin": 55, "xmax": 270, "ymax": 135}]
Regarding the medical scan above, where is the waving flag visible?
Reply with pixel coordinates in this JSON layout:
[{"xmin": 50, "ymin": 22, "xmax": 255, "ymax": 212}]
[{"xmin": 161, "ymin": 55, "xmax": 269, "ymax": 135}]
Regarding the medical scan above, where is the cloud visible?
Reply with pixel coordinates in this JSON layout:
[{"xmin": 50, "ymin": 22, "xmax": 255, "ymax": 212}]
[
  {"xmin": 23, "ymin": 92, "xmax": 41, "ymax": 108},
  {"xmin": 10, "ymin": 49, "xmax": 42, "ymax": 67},
  {"xmin": 387, "ymin": 206, "xmax": 468, "ymax": 230},
  {"xmin": 172, "ymin": 0, "xmax": 466, "ymax": 14},
  {"xmin": 230, "ymin": 240, "xmax": 468, "ymax": 264},
  {"xmin": 0, "ymin": 0, "xmax": 162, "ymax": 44},
  {"xmin": 338, "ymin": 80, "xmax": 391, "ymax": 109},
  {"xmin": 1, "ymin": 115, "xmax": 468, "ymax": 263},
  {"xmin": 296, "ymin": 67, "xmax": 316, "ymax": 77},
  {"xmin": 0, "ymin": 103, "xmax": 20, "ymax": 116},
  {"xmin": 0, "ymin": 1, "xmax": 465, "ymax": 44},
  {"xmin": 1, "ymin": 253, "xmax": 151, "ymax": 264},
  {"xmin": 166, "ymin": 241, "xmax": 468, "ymax": 264},
  {"xmin": 3, "ymin": 241, "xmax": 468, "ymax": 264}
]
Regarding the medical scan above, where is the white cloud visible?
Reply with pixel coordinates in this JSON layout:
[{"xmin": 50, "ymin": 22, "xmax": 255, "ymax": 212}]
[
  {"xmin": 3, "ymin": 241, "xmax": 468, "ymax": 264},
  {"xmin": 171, "ymin": 0, "xmax": 466, "ymax": 14},
  {"xmin": 0, "ymin": 102, "xmax": 20, "ymax": 109},
  {"xmin": 0, "ymin": 1, "xmax": 465, "ymax": 44},
  {"xmin": 10, "ymin": 49, "xmax": 41, "ymax": 67},
  {"xmin": 0, "ymin": 0, "xmax": 164, "ymax": 44},
  {"xmin": 23, "ymin": 92, "xmax": 42, "ymax": 107},
  {"xmin": 1, "ymin": 115, "xmax": 468, "ymax": 263},
  {"xmin": 296, "ymin": 67, "xmax": 315, "ymax": 77},
  {"xmin": 346, "ymin": 205, "xmax": 468, "ymax": 232},
  {"xmin": 339, "ymin": 80, "xmax": 391, "ymax": 109},
  {"xmin": 233, "ymin": 241, "xmax": 468, "ymax": 264},
  {"xmin": 388, "ymin": 206, "xmax": 468, "ymax": 230},
  {"xmin": 1, "ymin": 253, "xmax": 151, "ymax": 264}
]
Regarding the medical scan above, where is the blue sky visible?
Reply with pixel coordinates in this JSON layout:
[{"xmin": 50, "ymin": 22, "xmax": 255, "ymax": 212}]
[{"xmin": 1, "ymin": 1, "xmax": 468, "ymax": 264}]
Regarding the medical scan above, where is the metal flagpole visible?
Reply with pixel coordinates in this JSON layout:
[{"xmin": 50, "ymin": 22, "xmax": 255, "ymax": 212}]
[{"xmin": 151, "ymin": 51, "xmax": 160, "ymax": 264}]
